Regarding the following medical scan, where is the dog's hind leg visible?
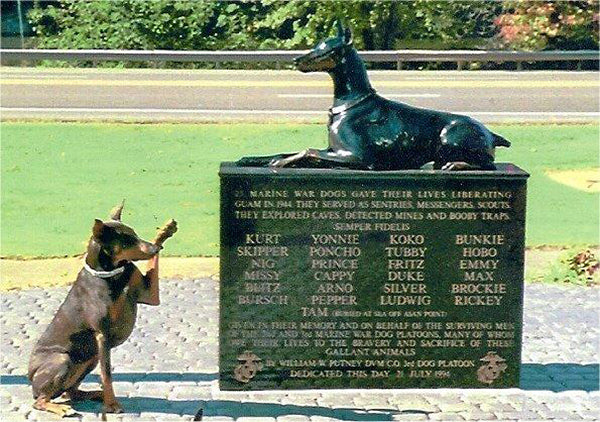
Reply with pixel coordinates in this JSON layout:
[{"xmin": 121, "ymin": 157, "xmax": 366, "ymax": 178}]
[
  {"xmin": 30, "ymin": 353, "xmax": 77, "ymax": 416},
  {"xmin": 437, "ymin": 121, "xmax": 496, "ymax": 170},
  {"xmin": 434, "ymin": 143, "xmax": 495, "ymax": 171},
  {"xmin": 64, "ymin": 358, "xmax": 103, "ymax": 402},
  {"xmin": 33, "ymin": 396, "xmax": 77, "ymax": 417}
]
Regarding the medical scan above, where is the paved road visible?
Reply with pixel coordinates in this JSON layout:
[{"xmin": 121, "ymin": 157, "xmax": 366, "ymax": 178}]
[
  {"xmin": 1, "ymin": 280, "xmax": 598, "ymax": 421},
  {"xmin": 1, "ymin": 68, "xmax": 598, "ymax": 123}
]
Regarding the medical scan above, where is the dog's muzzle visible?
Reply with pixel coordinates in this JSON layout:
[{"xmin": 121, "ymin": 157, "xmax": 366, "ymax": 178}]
[
  {"xmin": 141, "ymin": 242, "xmax": 161, "ymax": 256},
  {"xmin": 294, "ymin": 52, "xmax": 336, "ymax": 72}
]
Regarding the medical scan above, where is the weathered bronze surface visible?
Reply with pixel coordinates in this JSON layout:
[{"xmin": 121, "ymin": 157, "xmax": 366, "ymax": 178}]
[
  {"xmin": 219, "ymin": 163, "xmax": 528, "ymax": 390},
  {"xmin": 237, "ymin": 22, "xmax": 510, "ymax": 171}
]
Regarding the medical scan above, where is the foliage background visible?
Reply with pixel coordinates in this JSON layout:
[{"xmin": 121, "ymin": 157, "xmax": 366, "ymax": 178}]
[
  {"xmin": 25, "ymin": 0, "xmax": 599, "ymax": 68},
  {"xmin": 28, "ymin": 0, "xmax": 501, "ymax": 51}
]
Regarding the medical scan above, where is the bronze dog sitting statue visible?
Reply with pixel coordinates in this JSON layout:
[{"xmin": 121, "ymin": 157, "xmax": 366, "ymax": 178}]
[
  {"xmin": 238, "ymin": 22, "xmax": 510, "ymax": 170},
  {"xmin": 28, "ymin": 203, "xmax": 177, "ymax": 417}
]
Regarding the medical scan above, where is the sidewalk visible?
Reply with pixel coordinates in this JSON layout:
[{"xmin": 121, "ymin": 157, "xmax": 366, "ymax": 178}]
[{"xmin": 1, "ymin": 280, "xmax": 598, "ymax": 421}]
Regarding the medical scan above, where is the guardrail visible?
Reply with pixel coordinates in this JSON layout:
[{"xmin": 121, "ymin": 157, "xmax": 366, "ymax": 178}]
[{"xmin": 1, "ymin": 48, "xmax": 598, "ymax": 70}]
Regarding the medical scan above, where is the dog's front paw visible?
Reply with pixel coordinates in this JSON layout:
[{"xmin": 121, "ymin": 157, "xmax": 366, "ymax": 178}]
[
  {"xmin": 270, "ymin": 152, "xmax": 303, "ymax": 168},
  {"xmin": 154, "ymin": 219, "xmax": 178, "ymax": 246},
  {"xmin": 269, "ymin": 158, "xmax": 287, "ymax": 168},
  {"xmin": 103, "ymin": 400, "xmax": 124, "ymax": 414},
  {"xmin": 441, "ymin": 161, "xmax": 474, "ymax": 171}
]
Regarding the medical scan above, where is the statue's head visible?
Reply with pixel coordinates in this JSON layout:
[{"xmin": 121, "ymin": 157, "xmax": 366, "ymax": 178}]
[{"xmin": 294, "ymin": 20, "xmax": 353, "ymax": 73}]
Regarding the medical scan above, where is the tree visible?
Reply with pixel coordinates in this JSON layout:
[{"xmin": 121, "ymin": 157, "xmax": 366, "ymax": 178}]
[
  {"xmin": 28, "ymin": 0, "xmax": 502, "ymax": 52},
  {"xmin": 249, "ymin": 0, "xmax": 500, "ymax": 50},
  {"xmin": 27, "ymin": 0, "xmax": 258, "ymax": 50},
  {"xmin": 494, "ymin": 0, "xmax": 599, "ymax": 50}
]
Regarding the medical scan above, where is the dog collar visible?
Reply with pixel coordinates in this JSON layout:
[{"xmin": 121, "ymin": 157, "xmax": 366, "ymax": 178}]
[
  {"xmin": 329, "ymin": 91, "xmax": 375, "ymax": 115},
  {"xmin": 83, "ymin": 255, "xmax": 126, "ymax": 278}
]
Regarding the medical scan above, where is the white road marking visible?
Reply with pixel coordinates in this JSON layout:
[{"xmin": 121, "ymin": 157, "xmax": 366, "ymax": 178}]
[
  {"xmin": 1, "ymin": 107, "xmax": 599, "ymax": 118},
  {"xmin": 0, "ymin": 107, "xmax": 322, "ymax": 115},
  {"xmin": 278, "ymin": 93, "xmax": 441, "ymax": 98},
  {"xmin": 460, "ymin": 112, "xmax": 599, "ymax": 117},
  {"xmin": 1, "ymin": 73, "xmax": 89, "ymax": 79}
]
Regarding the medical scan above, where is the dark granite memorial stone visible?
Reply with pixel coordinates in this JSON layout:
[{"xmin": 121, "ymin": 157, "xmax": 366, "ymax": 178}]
[{"xmin": 219, "ymin": 162, "xmax": 528, "ymax": 390}]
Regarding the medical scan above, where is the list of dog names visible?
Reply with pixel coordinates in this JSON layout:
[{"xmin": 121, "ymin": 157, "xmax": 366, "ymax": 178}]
[{"xmin": 222, "ymin": 181, "xmax": 524, "ymax": 387}]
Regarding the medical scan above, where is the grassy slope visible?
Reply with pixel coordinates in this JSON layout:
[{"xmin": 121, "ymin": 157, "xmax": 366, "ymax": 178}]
[
  {"xmin": 1, "ymin": 123, "xmax": 598, "ymax": 257},
  {"xmin": 495, "ymin": 125, "xmax": 599, "ymax": 246}
]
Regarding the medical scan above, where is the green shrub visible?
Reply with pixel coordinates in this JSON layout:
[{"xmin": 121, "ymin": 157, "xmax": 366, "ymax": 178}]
[{"xmin": 542, "ymin": 249, "xmax": 600, "ymax": 286}]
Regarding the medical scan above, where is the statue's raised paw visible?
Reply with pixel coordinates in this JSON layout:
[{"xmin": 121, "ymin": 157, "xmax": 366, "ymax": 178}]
[{"xmin": 154, "ymin": 219, "xmax": 178, "ymax": 247}]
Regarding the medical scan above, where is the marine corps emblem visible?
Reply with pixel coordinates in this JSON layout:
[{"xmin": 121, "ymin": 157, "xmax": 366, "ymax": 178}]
[
  {"xmin": 477, "ymin": 351, "xmax": 508, "ymax": 384},
  {"xmin": 234, "ymin": 351, "xmax": 263, "ymax": 383}
]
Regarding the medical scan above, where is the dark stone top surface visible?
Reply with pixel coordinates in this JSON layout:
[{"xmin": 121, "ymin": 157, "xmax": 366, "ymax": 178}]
[{"xmin": 220, "ymin": 162, "xmax": 529, "ymax": 180}]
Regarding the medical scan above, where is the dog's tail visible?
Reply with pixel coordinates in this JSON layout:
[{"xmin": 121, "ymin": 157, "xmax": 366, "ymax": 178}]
[
  {"xmin": 236, "ymin": 154, "xmax": 294, "ymax": 167},
  {"xmin": 492, "ymin": 133, "xmax": 511, "ymax": 148}
]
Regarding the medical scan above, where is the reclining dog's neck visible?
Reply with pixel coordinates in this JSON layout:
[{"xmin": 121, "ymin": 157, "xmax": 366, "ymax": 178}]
[{"xmin": 329, "ymin": 48, "xmax": 374, "ymax": 107}]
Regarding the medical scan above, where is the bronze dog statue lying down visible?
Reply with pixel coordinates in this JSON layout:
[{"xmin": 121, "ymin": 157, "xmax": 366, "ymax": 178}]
[{"xmin": 238, "ymin": 22, "xmax": 510, "ymax": 171}]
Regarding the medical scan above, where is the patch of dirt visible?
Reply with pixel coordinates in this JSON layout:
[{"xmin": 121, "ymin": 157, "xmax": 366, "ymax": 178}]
[
  {"xmin": 545, "ymin": 168, "xmax": 600, "ymax": 193},
  {"xmin": 524, "ymin": 248, "xmax": 564, "ymax": 280},
  {"xmin": 4, "ymin": 249, "xmax": 600, "ymax": 291},
  {"xmin": 0, "ymin": 257, "xmax": 219, "ymax": 291}
]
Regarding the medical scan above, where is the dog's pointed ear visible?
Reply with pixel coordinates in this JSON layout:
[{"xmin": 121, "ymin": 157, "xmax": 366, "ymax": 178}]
[
  {"xmin": 92, "ymin": 219, "xmax": 105, "ymax": 239},
  {"xmin": 344, "ymin": 27, "xmax": 353, "ymax": 45},
  {"xmin": 336, "ymin": 19, "xmax": 344, "ymax": 37},
  {"xmin": 109, "ymin": 200, "xmax": 125, "ymax": 221}
]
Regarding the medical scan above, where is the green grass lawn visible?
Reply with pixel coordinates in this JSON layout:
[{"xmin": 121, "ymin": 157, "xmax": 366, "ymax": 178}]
[{"xmin": 1, "ymin": 122, "xmax": 598, "ymax": 257}]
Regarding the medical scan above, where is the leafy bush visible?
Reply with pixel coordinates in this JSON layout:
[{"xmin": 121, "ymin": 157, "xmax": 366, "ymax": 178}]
[
  {"xmin": 495, "ymin": 0, "xmax": 599, "ymax": 50},
  {"xmin": 28, "ymin": 1, "xmax": 243, "ymax": 50},
  {"xmin": 543, "ymin": 249, "xmax": 600, "ymax": 286},
  {"xmin": 26, "ymin": 0, "xmax": 598, "ymax": 69}
]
